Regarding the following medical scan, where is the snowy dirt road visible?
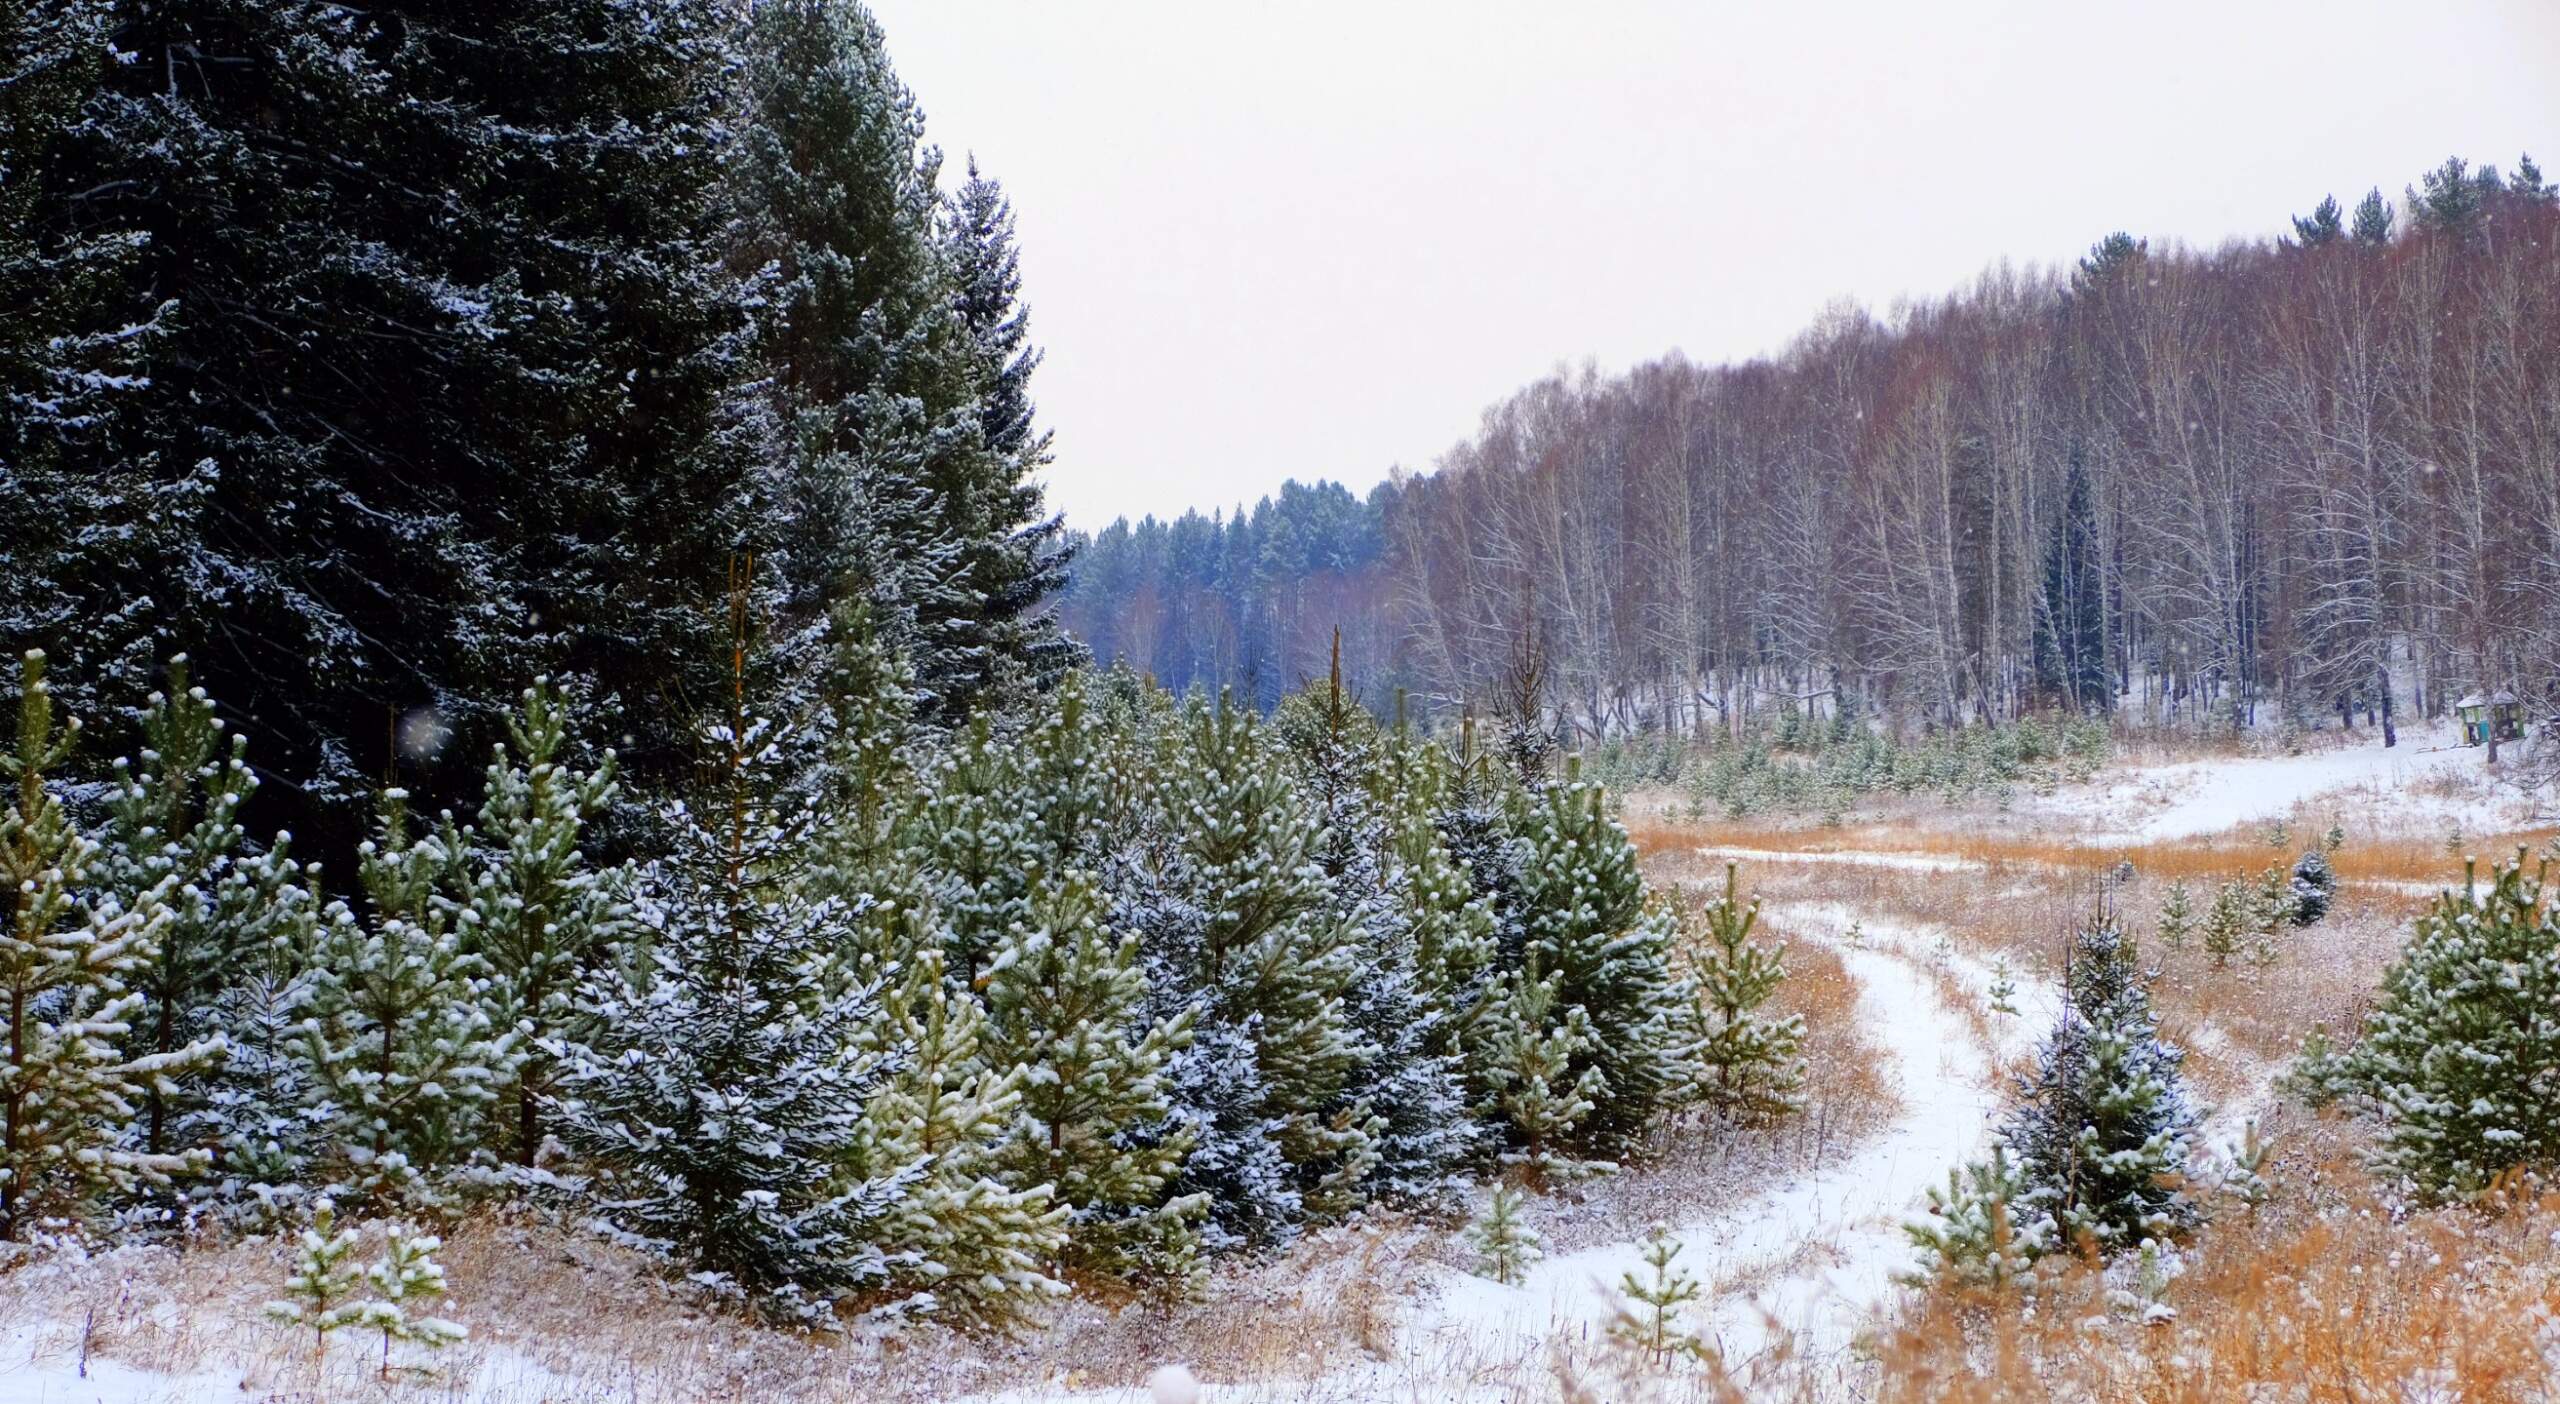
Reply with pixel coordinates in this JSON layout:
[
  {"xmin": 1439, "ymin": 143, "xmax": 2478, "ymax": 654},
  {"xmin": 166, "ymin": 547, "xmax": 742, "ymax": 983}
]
[{"xmin": 982, "ymin": 897, "xmax": 2049, "ymax": 1403}]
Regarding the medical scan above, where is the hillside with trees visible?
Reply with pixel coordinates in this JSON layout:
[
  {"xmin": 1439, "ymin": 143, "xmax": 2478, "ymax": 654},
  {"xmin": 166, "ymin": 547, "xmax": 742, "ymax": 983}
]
[{"xmin": 1065, "ymin": 160, "xmax": 2560, "ymax": 744}]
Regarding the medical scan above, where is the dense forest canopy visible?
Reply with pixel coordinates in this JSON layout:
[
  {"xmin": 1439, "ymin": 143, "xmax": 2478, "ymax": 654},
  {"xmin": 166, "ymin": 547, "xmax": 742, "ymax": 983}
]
[{"xmin": 1063, "ymin": 156, "xmax": 2560, "ymax": 743}]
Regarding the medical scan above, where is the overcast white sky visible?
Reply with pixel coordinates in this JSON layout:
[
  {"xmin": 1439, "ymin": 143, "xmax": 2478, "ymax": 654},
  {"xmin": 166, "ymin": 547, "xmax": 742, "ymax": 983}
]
[{"xmin": 869, "ymin": 0, "xmax": 2557, "ymax": 530}]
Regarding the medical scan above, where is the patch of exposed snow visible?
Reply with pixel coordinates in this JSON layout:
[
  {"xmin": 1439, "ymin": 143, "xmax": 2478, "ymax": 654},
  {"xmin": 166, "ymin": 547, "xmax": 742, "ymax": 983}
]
[{"xmin": 2035, "ymin": 724, "xmax": 2529, "ymax": 843}]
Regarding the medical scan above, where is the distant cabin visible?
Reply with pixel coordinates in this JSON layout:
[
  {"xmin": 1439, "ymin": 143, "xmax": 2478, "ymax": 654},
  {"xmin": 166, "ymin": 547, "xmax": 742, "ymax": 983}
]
[{"xmin": 2454, "ymin": 690, "xmax": 2523, "ymax": 746}]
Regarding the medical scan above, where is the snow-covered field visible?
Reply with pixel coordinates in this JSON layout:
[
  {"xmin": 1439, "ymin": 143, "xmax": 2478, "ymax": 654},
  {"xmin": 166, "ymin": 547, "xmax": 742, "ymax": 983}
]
[{"xmin": 2027, "ymin": 722, "xmax": 2535, "ymax": 843}]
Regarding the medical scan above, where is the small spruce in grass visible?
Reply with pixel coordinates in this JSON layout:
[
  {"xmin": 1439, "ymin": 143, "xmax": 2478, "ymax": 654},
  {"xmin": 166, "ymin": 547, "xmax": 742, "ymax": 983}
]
[
  {"xmin": 2155, "ymin": 881, "xmax": 2194, "ymax": 952},
  {"xmin": 1609, "ymin": 1224, "xmax": 1707, "ymax": 1363},
  {"xmin": 2288, "ymin": 849, "xmax": 2337, "ymax": 926},
  {"xmin": 1988, "ymin": 957, "xmax": 2020, "ymax": 1017},
  {"xmin": 1902, "ymin": 1145, "xmax": 2048, "ymax": 1289},
  {"xmin": 2202, "ymin": 882, "xmax": 2247, "ymax": 968},
  {"xmin": 2324, "ymin": 824, "xmax": 2346, "ymax": 855},
  {"xmin": 1467, "ymin": 1183, "xmax": 1542, "ymax": 1285},
  {"xmin": 1684, "ymin": 864, "xmax": 1804, "ymax": 1121},
  {"xmin": 265, "ymin": 1199, "xmax": 367, "ymax": 1376},
  {"xmin": 361, "ymin": 1227, "xmax": 465, "ymax": 1378},
  {"xmin": 1478, "ymin": 965, "xmax": 1612, "ymax": 1187},
  {"xmin": 2222, "ymin": 1120, "xmax": 2271, "ymax": 1217},
  {"xmin": 2338, "ymin": 851, "xmax": 2560, "ymax": 1201}
]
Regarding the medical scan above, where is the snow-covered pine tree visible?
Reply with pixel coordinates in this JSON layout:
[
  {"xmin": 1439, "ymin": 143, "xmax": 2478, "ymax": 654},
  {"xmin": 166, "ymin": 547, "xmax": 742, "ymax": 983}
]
[
  {"xmin": 2287, "ymin": 849, "xmax": 2337, "ymax": 926},
  {"xmin": 1374, "ymin": 703, "xmax": 1499, "ymax": 1053},
  {"xmin": 981, "ymin": 870, "xmax": 1203, "ymax": 1283},
  {"xmin": 2155, "ymin": 880, "xmax": 2195, "ymax": 951},
  {"xmin": 42, "ymin": 2, "xmax": 761, "ymax": 855},
  {"xmin": 1275, "ymin": 657, "xmax": 1476, "ymax": 1207},
  {"xmin": 1903, "ymin": 1145, "xmax": 2049, "ymax": 1289},
  {"xmin": 1609, "ymin": 1225, "xmax": 1707, "ymax": 1363},
  {"xmin": 938, "ymin": 156, "xmax": 1079, "ymax": 702},
  {"xmin": 264, "ymin": 1198, "xmax": 368, "ymax": 1370},
  {"xmin": 301, "ymin": 795, "xmax": 512, "ymax": 1197},
  {"xmin": 735, "ymin": 0, "xmax": 1018, "ymax": 724},
  {"xmin": 359, "ymin": 1227, "xmax": 466, "ymax": 1377},
  {"xmin": 1121, "ymin": 693, "xmax": 1371, "ymax": 1248},
  {"xmin": 2338, "ymin": 852, "xmax": 2560, "ymax": 1201},
  {"xmin": 542, "ymin": 621, "xmax": 917, "ymax": 1317},
  {"xmin": 92, "ymin": 658, "xmax": 313, "ymax": 1165},
  {"xmin": 2202, "ymin": 882, "xmax": 2248, "ymax": 968},
  {"xmin": 1435, "ymin": 715, "xmax": 1532, "ymax": 971},
  {"xmin": 2004, "ymin": 918, "xmax": 2198, "ymax": 1252},
  {"xmin": 0, "ymin": 3, "xmax": 176, "ymax": 725},
  {"xmin": 1475, "ymin": 965, "xmax": 1612, "ymax": 1185},
  {"xmin": 850, "ymin": 947, "xmax": 1066, "ymax": 1328},
  {"xmin": 912, "ymin": 717, "xmax": 1042, "ymax": 983},
  {"xmin": 458, "ymin": 680, "xmax": 630, "ymax": 1168},
  {"xmin": 1683, "ymin": 864, "xmax": 1805, "ymax": 1121},
  {"xmin": 1, "ymin": 652, "xmax": 214, "ymax": 1239},
  {"xmin": 1467, "ymin": 1182, "xmax": 1542, "ymax": 1285},
  {"xmin": 1514, "ymin": 763, "xmax": 1696, "ymax": 1153}
]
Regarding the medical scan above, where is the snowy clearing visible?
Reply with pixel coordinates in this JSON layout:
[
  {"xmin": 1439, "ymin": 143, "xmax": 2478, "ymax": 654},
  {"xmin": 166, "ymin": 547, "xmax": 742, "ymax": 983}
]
[{"xmin": 2030, "ymin": 724, "xmax": 2529, "ymax": 843}]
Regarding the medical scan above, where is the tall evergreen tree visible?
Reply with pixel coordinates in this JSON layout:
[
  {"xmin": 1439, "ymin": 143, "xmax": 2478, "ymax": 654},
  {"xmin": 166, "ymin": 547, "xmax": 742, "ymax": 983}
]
[
  {"xmin": 2288, "ymin": 194, "xmax": 2345, "ymax": 248},
  {"xmin": 0, "ymin": 2, "xmax": 175, "ymax": 723},
  {"xmin": 2032, "ymin": 449, "xmax": 2110, "ymax": 712},
  {"xmin": 940, "ymin": 156, "xmax": 1077, "ymax": 700},
  {"xmin": 736, "ymin": 0, "xmax": 1054, "ymax": 724},
  {"xmin": 2350, "ymin": 187, "xmax": 2395, "ymax": 245},
  {"xmin": 27, "ymin": 4, "xmax": 762, "ymax": 855}
]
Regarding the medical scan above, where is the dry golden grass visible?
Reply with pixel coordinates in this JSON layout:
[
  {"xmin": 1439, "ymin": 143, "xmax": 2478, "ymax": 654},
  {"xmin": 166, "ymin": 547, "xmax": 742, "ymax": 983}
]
[{"xmin": 1864, "ymin": 1117, "xmax": 2560, "ymax": 1403}]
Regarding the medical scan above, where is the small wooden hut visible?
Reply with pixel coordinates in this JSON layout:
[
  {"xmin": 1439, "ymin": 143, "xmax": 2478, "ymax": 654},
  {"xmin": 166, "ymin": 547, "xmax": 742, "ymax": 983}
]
[{"xmin": 2454, "ymin": 690, "xmax": 2523, "ymax": 746}]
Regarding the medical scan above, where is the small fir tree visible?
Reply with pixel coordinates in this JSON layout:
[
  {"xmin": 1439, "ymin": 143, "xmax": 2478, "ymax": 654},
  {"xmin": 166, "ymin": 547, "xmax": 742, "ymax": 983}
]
[
  {"xmin": 1467, "ymin": 1183, "xmax": 1542, "ymax": 1285},
  {"xmin": 300, "ymin": 795, "xmax": 514, "ymax": 1196},
  {"xmin": 980, "ymin": 870, "xmax": 1202, "ymax": 1283},
  {"xmin": 1, "ymin": 651, "xmax": 215, "ymax": 1239},
  {"xmin": 2337, "ymin": 853, "xmax": 2560, "ymax": 1201},
  {"xmin": 264, "ymin": 1199, "xmax": 369, "ymax": 1372},
  {"xmin": 1683, "ymin": 864, "xmax": 1804, "ymax": 1120},
  {"xmin": 2222, "ymin": 1120, "xmax": 2272, "ymax": 1218},
  {"xmin": 459, "ymin": 680, "xmax": 630, "ymax": 1168},
  {"xmin": 1902, "ymin": 1145, "xmax": 2049, "ymax": 1289},
  {"xmin": 2155, "ymin": 881, "xmax": 2195, "ymax": 952},
  {"xmin": 2004, "ymin": 919, "xmax": 2198, "ymax": 1252},
  {"xmin": 2202, "ymin": 882, "xmax": 2248, "ymax": 968},
  {"xmin": 1609, "ymin": 1224, "xmax": 1707, "ymax": 1363},
  {"xmin": 360, "ymin": 1227, "xmax": 466, "ymax": 1378},
  {"xmin": 2287, "ymin": 849, "xmax": 2336, "ymax": 926},
  {"xmin": 1988, "ymin": 957, "xmax": 2021, "ymax": 1017}
]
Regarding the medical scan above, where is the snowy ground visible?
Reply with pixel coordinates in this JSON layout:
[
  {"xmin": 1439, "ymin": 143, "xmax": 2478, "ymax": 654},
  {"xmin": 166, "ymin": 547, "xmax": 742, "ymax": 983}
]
[{"xmin": 2027, "ymin": 722, "xmax": 2535, "ymax": 844}]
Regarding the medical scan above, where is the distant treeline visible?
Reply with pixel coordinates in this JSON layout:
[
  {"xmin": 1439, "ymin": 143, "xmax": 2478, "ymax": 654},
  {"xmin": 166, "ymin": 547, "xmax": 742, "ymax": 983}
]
[{"xmin": 1063, "ymin": 155, "xmax": 2560, "ymax": 743}]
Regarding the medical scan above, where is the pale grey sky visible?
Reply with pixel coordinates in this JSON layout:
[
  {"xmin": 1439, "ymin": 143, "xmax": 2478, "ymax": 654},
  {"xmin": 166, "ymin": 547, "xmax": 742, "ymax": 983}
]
[{"xmin": 870, "ymin": 0, "xmax": 2558, "ymax": 530}]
